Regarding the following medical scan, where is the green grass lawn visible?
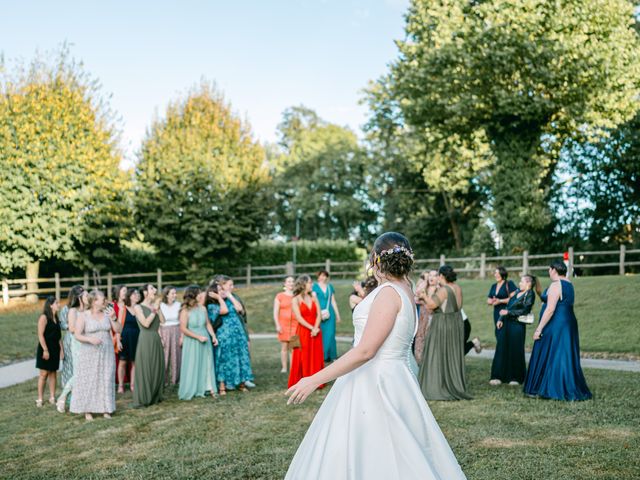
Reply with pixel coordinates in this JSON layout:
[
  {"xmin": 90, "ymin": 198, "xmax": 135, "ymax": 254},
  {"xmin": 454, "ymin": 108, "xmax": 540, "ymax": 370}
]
[
  {"xmin": 1, "ymin": 275, "xmax": 639, "ymax": 365},
  {"xmin": 0, "ymin": 339, "xmax": 638, "ymax": 479}
]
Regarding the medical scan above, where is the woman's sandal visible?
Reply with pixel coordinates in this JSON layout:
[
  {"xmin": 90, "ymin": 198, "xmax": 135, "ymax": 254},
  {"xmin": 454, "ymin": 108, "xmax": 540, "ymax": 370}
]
[
  {"xmin": 85, "ymin": 413, "xmax": 94, "ymax": 421},
  {"xmin": 238, "ymin": 384, "xmax": 248, "ymax": 393},
  {"xmin": 35, "ymin": 399, "xmax": 43, "ymax": 408},
  {"xmin": 56, "ymin": 398, "xmax": 66, "ymax": 413},
  {"xmin": 48, "ymin": 397, "xmax": 55, "ymax": 405},
  {"xmin": 103, "ymin": 413, "xmax": 112, "ymax": 419},
  {"xmin": 472, "ymin": 337, "xmax": 482, "ymax": 354}
]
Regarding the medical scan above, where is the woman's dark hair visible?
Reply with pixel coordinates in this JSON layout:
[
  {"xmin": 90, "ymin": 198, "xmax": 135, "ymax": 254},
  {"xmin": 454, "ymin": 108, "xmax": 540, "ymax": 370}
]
[
  {"xmin": 67, "ymin": 285, "xmax": 84, "ymax": 309},
  {"xmin": 161, "ymin": 285, "xmax": 177, "ymax": 304},
  {"xmin": 363, "ymin": 276, "xmax": 378, "ymax": 295},
  {"xmin": 140, "ymin": 283, "xmax": 155, "ymax": 299},
  {"xmin": 495, "ymin": 266, "xmax": 508, "ymax": 280},
  {"xmin": 372, "ymin": 232, "xmax": 414, "ymax": 279},
  {"xmin": 112, "ymin": 284, "xmax": 126, "ymax": 302},
  {"xmin": 438, "ymin": 265, "xmax": 457, "ymax": 283},
  {"xmin": 550, "ymin": 259, "xmax": 568, "ymax": 276},
  {"xmin": 43, "ymin": 296, "xmax": 57, "ymax": 323},
  {"xmin": 317, "ymin": 270, "xmax": 330, "ymax": 279},
  {"xmin": 213, "ymin": 274, "xmax": 232, "ymax": 286},
  {"xmin": 180, "ymin": 285, "xmax": 201, "ymax": 313},
  {"xmin": 523, "ymin": 274, "xmax": 542, "ymax": 297},
  {"xmin": 125, "ymin": 287, "xmax": 141, "ymax": 307},
  {"xmin": 293, "ymin": 275, "xmax": 311, "ymax": 296},
  {"xmin": 204, "ymin": 283, "xmax": 219, "ymax": 306}
]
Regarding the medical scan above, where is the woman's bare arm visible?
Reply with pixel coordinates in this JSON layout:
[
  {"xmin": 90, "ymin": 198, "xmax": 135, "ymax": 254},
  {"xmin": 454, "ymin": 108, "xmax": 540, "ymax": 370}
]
[
  {"xmin": 37, "ymin": 315, "xmax": 48, "ymax": 353},
  {"xmin": 291, "ymin": 297, "xmax": 314, "ymax": 330},
  {"xmin": 534, "ymin": 282, "xmax": 560, "ymax": 340},
  {"xmin": 179, "ymin": 308, "xmax": 206, "ymax": 342},
  {"xmin": 273, "ymin": 297, "xmax": 281, "ymax": 331},
  {"xmin": 287, "ymin": 287, "xmax": 401, "ymax": 405},
  {"xmin": 133, "ymin": 304, "xmax": 156, "ymax": 329}
]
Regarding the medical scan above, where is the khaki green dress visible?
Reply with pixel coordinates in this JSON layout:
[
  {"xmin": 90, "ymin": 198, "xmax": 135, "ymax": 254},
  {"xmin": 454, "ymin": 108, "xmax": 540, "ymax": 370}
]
[
  {"xmin": 418, "ymin": 285, "xmax": 472, "ymax": 401},
  {"xmin": 133, "ymin": 305, "xmax": 165, "ymax": 407}
]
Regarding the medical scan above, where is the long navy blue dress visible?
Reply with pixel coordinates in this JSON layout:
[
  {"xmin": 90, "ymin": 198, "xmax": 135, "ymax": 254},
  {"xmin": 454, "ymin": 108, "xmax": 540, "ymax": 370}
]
[
  {"xmin": 523, "ymin": 280, "xmax": 592, "ymax": 401},
  {"xmin": 490, "ymin": 289, "xmax": 534, "ymax": 383}
]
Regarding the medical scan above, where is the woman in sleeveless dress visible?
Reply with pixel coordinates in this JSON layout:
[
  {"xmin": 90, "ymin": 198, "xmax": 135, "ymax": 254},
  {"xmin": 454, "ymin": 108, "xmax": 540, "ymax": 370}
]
[
  {"xmin": 70, "ymin": 290, "xmax": 121, "ymax": 421},
  {"xmin": 274, "ymin": 276, "xmax": 296, "ymax": 373},
  {"xmin": 179, "ymin": 285, "xmax": 218, "ymax": 400},
  {"xmin": 414, "ymin": 269, "xmax": 438, "ymax": 362},
  {"xmin": 418, "ymin": 265, "xmax": 472, "ymax": 401},
  {"xmin": 56, "ymin": 286, "xmax": 88, "ymax": 413},
  {"xmin": 523, "ymin": 260, "xmax": 592, "ymax": 401},
  {"xmin": 286, "ymin": 233, "xmax": 467, "ymax": 479},
  {"xmin": 117, "ymin": 287, "xmax": 141, "ymax": 393},
  {"xmin": 35, "ymin": 296, "xmax": 62, "ymax": 407},
  {"xmin": 132, "ymin": 284, "xmax": 165, "ymax": 407},
  {"xmin": 288, "ymin": 275, "xmax": 325, "ymax": 389},
  {"xmin": 313, "ymin": 271, "xmax": 342, "ymax": 362}
]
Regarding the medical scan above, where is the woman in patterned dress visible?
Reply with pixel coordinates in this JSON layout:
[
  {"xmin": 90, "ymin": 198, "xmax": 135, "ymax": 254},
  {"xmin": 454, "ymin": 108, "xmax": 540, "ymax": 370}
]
[
  {"xmin": 273, "ymin": 276, "xmax": 296, "ymax": 373},
  {"xmin": 212, "ymin": 278, "xmax": 254, "ymax": 395},
  {"xmin": 56, "ymin": 286, "xmax": 88, "ymax": 413},
  {"xmin": 70, "ymin": 290, "xmax": 121, "ymax": 421}
]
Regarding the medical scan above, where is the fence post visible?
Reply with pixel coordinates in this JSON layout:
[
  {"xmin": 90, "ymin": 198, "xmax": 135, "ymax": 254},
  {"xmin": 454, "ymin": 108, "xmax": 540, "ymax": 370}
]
[
  {"xmin": 157, "ymin": 269, "xmax": 163, "ymax": 292},
  {"xmin": 619, "ymin": 244, "xmax": 626, "ymax": 275},
  {"xmin": 83, "ymin": 272, "xmax": 89, "ymax": 290},
  {"xmin": 568, "ymin": 247, "xmax": 574, "ymax": 277},
  {"xmin": 2, "ymin": 278, "xmax": 8, "ymax": 305},
  {"xmin": 246, "ymin": 265, "xmax": 252, "ymax": 286},
  {"xmin": 325, "ymin": 259, "xmax": 331, "ymax": 274},
  {"xmin": 107, "ymin": 273, "xmax": 113, "ymax": 301},
  {"xmin": 54, "ymin": 273, "xmax": 61, "ymax": 301},
  {"xmin": 439, "ymin": 254, "xmax": 445, "ymax": 266},
  {"xmin": 522, "ymin": 250, "xmax": 529, "ymax": 275},
  {"xmin": 480, "ymin": 253, "xmax": 486, "ymax": 279},
  {"xmin": 285, "ymin": 262, "xmax": 294, "ymax": 276}
]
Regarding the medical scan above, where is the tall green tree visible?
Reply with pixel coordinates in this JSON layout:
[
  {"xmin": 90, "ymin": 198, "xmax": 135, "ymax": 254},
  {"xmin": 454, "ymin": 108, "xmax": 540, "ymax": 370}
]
[
  {"xmin": 363, "ymin": 75, "xmax": 490, "ymax": 255},
  {"xmin": 135, "ymin": 82, "xmax": 270, "ymax": 271},
  {"xmin": 383, "ymin": 0, "xmax": 640, "ymax": 251},
  {"xmin": 269, "ymin": 106, "xmax": 377, "ymax": 244},
  {"xmin": 554, "ymin": 113, "xmax": 640, "ymax": 246},
  {"xmin": 0, "ymin": 49, "xmax": 130, "ymax": 288}
]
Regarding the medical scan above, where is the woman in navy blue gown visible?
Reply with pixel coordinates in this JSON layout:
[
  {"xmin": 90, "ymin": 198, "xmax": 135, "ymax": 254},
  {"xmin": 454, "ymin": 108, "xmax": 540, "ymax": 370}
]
[
  {"xmin": 487, "ymin": 266, "xmax": 516, "ymax": 385},
  {"xmin": 523, "ymin": 260, "xmax": 592, "ymax": 401},
  {"xmin": 490, "ymin": 274, "xmax": 538, "ymax": 386}
]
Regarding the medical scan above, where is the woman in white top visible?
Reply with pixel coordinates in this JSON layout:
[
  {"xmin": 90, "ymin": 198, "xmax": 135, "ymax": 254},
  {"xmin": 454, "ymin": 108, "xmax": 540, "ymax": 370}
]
[
  {"xmin": 285, "ymin": 232, "xmax": 467, "ymax": 479},
  {"xmin": 159, "ymin": 286, "xmax": 182, "ymax": 385}
]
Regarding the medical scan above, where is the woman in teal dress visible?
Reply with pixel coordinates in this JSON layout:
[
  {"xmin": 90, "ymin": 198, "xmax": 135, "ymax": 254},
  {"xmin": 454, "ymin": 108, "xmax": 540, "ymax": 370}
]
[
  {"xmin": 312, "ymin": 271, "xmax": 342, "ymax": 362},
  {"xmin": 179, "ymin": 285, "xmax": 218, "ymax": 400},
  {"xmin": 212, "ymin": 280, "xmax": 254, "ymax": 395},
  {"xmin": 132, "ymin": 284, "xmax": 165, "ymax": 407}
]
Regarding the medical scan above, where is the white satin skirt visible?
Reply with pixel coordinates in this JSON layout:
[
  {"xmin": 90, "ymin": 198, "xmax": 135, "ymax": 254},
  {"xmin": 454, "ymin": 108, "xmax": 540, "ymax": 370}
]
[{"xmin": 285, "ymin": 356, "xmax": 467, "ymax": 480}]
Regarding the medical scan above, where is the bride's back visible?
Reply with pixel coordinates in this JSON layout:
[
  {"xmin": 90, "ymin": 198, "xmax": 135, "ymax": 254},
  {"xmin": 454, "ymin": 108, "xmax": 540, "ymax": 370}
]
[{"xmin": 352, "ymin": 282, "xmax": 416, "ymax": 362}]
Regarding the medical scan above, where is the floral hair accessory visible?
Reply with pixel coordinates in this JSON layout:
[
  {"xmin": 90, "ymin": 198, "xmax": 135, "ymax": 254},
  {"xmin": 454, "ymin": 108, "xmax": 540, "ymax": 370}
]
[{"xmin": 378, "ymin": 245, "xmax": 414, "ymax": 260}]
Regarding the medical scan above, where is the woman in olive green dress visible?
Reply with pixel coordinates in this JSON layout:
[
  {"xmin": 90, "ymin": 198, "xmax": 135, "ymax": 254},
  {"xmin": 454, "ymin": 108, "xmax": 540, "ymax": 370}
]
[
  {"xmin": 417, "ymin": 265, "xmax": 471, "ymax": 401},
  {"xmin": 132, "ymin": 284, "xmax": 165, "ymax": 407}
]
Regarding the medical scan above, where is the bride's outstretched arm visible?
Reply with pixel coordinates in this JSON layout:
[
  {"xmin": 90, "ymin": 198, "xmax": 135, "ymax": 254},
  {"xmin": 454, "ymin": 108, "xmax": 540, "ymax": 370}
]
[{"xmin": 286, "ymin": 286, "xmax": 401, "ymax": 405}]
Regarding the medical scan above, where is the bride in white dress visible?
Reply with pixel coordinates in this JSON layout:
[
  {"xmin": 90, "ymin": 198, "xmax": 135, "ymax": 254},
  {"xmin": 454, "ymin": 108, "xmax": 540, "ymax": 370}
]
[{"xmin": 285, "ymin": 232, "xmax": 467, "ymax": 480}]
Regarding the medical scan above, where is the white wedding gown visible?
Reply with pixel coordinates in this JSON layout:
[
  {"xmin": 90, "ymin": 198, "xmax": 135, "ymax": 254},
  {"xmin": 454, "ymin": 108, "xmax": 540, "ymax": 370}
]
[{"xmin": 285, "ymin": 282, "xmax": 467, "ymax": 480}]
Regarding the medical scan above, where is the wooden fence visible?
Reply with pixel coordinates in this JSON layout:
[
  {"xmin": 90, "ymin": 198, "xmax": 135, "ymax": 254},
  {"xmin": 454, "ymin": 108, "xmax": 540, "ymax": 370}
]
[{"xmin": 2, "ymin": 245, "xmax": 638, "ymax": 305}]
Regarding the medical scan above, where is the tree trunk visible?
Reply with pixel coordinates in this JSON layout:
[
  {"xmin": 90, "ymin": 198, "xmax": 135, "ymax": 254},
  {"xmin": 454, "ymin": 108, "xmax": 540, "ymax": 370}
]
[
  {"xmin": 487, "ymin": 124, "xmax": 552, "ymax": 252},
  {"xmin": 26, "ymin": 261, "xmax": 40, "ymax": 304},
  {"xmin": 441, "ymin": 192, "xmax": 462, "ymax": 251}
]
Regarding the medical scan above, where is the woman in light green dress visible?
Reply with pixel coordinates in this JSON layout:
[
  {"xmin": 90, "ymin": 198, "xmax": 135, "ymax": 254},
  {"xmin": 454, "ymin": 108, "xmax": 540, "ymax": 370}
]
[
  {"xmin": 417, "ymin": 265, "xmax": 472, "ymax": 401},
  {"xmin": 132, "ymin": 284, "xmax": 165, "ymax": 407},
  {"xmin": 179, "ymin": 285, "xmax": 218, "ymax": 400}
]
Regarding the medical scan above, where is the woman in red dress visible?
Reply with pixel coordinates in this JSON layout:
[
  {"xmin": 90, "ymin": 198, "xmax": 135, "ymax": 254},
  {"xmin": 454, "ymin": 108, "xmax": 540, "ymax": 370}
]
[{"xmin": 288, "ymin": 275, "xmax": 325, "ymax": 389}]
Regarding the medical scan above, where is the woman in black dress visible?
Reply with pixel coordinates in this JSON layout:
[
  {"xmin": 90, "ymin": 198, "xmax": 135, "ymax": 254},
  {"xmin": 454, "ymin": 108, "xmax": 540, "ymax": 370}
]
[
  {"xmin": 490, "ymin": 275, "xmax": 539, "ymax": 386},
  {"xmin": 36, "ymin": 296, "xmax": 63, "ymax": 407},
  {"xmin": 116, "ymin": 287, "xmax": 141, "ymax": 393}
]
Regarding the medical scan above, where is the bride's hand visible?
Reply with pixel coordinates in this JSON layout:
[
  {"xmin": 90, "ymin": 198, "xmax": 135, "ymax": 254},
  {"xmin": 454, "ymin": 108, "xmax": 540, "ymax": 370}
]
[{"xmin": 286, "ymin": 377, "xmax": 319, "ymax": 405}]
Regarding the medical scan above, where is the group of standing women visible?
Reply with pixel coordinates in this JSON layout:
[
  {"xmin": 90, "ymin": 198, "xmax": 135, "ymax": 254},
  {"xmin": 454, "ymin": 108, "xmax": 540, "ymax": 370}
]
[
  {"xmin": 488, "ymin": 262, "xmax": 592, "ymax": 401},
  {"xmin": 273, "ymin": 271, "xmax": 342, "ymax": 379},
  {"xmin": 35, "ymin": 275, "xmax": 255, "ymax": 419}
]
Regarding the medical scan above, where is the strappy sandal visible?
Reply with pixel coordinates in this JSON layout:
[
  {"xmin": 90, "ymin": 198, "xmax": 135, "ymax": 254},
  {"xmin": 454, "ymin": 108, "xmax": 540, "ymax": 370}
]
[
  {"xmin": 35, "ymin": 399, "xmax": 43, "ymax": 408},
  {"xmin": 238, "ymin": 384, "xmax": 248, "ymax": 393},
  {"xmin": 56, "ymin": 397, "xmax": 66, "ymax": 413},
  {"xmin": 48, "ymin": 397, "xmax": 55, "ymax": 405},
  {"xmin": 219, "ymin": 384, "xmax": 227, "ymax": 396},
  {"xmin": 472, "ymin": 337, "xmax": 482, "ymax": 354}
]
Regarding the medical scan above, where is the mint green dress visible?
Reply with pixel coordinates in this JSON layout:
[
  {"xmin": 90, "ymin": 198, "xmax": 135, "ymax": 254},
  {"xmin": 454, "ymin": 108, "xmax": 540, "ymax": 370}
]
[{"xmin": 179, "ymin": 307, "xmax": 216, "ymax": 400}]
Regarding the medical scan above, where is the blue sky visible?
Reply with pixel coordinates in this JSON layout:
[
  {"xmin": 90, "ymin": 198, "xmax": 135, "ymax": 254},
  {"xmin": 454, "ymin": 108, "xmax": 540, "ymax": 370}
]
[{"xmin": 2, "ymin": 0, "xmax": 409, "ymax": 165}]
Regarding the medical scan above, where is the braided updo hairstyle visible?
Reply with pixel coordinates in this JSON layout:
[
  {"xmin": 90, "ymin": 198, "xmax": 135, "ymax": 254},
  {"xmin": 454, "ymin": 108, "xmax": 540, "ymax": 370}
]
[{"xmin": 371, "ymin": 232, "xmax": 414, "ymax": 279}]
